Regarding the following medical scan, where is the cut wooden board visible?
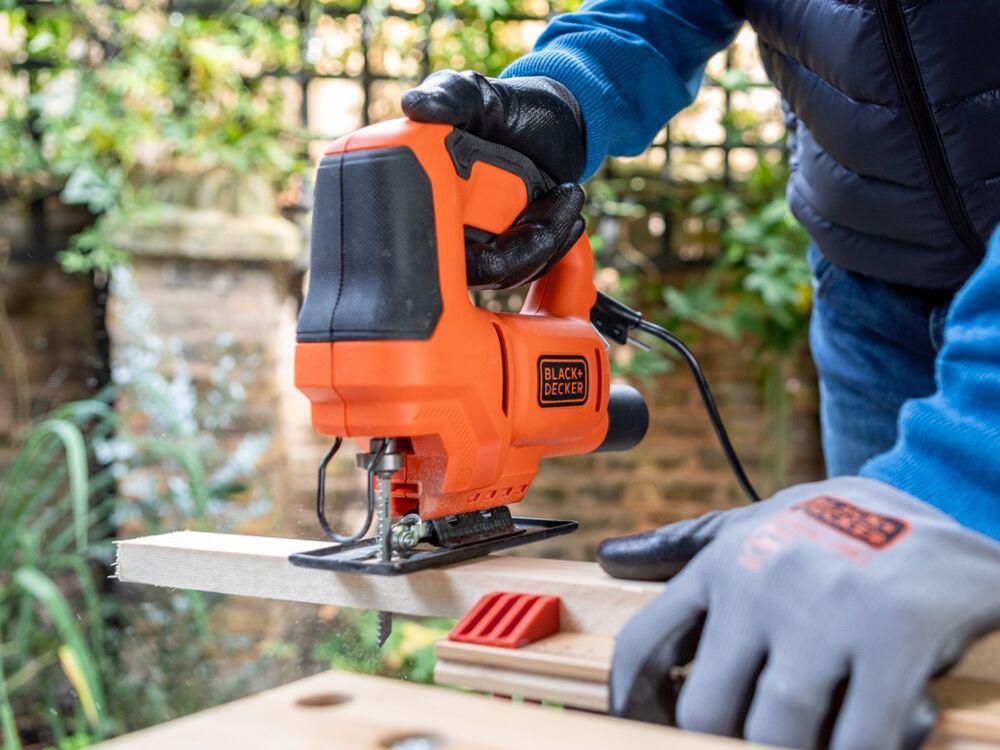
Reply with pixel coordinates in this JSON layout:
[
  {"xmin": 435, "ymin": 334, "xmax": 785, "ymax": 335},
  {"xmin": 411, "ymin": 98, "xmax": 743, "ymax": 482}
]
[
  {"xmin": 435, "ymin": 660, "xmax": 609, "ymax": 712},
  {"xmin": 935, "ymin": 679, "xmax": 1000, "ymax": 748},
  {"xmin": 957, "ymin": 636, "xmax": 1000, "ymax": 684},
  {"xmin": 116, "ymin": 531, "xmax": 1000, "ymax": 678},
  {"xmin": 434, "ymin": 633, "xmax": 1000, "ymax": 748},
  {"xmin": 114, "ymin": 531, "xmax": 661, "ymax": 636},
  {"xmin": 436, "ymin": 632, "xmax": 612, "ymax": 682},
  {"xmin": 89, "ymin": 669, "xmax": 770, "ymax": 750},
  {"xmin": 117, "ymin": 531, "xmax": 1000, "ymax": 747}
]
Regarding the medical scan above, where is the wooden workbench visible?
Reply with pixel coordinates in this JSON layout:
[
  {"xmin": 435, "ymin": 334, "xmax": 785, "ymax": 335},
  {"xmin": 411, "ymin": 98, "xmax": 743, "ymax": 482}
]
[
  {"xmin": 89, "ymin": 670, "xmax": 763, "ymax": 750},
  {"xmin": 115, "ymin": 532, "xmax": 1000, "ymax": 748}
]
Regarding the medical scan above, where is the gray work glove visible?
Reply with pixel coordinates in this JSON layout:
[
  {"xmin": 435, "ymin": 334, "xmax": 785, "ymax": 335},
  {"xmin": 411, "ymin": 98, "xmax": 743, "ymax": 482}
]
[
  {"xmin": 402, "ymin": 70, "xmax": 587, "ymax": 291},
  {"xmin": 600, "ymin": 477, "xmax": 1000, "ymax": 750}
]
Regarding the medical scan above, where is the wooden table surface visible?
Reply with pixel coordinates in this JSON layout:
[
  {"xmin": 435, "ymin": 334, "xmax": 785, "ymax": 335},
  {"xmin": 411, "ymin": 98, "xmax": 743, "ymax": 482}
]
[
  {"xmin": 112, "ymin": 532, "xmax": 1000, "ymax": 748},
  {"xmin": 89, "ymin": 670, "xmax": 771, "ymax": 750}
]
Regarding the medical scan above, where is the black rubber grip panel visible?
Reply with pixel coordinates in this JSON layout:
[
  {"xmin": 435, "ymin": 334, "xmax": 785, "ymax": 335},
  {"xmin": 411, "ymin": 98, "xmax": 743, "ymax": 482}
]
[
  {"xmin": 444, "ymin": 128, "xmax": 557, "ymax": 205},
  {"xmin": 297, "ymin": 146, "xmax": 442, "ymax": 343}
]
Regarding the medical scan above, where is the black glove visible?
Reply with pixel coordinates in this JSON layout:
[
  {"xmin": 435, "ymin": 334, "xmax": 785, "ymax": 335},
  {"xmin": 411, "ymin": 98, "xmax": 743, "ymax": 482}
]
[
  {"xmin": 402, "ymin": 70, "xmax": 587, "ymax": 290},
  {"xmin": 601, "ymin": 478, "xmax": 1000, "ymax": 750}
]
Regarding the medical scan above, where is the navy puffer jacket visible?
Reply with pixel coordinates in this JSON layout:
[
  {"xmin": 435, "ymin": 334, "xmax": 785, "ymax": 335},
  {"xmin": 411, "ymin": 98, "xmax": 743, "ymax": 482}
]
[{"xmin": 504, "ymin": 0, "xmax": 1000, "ymax": 290}]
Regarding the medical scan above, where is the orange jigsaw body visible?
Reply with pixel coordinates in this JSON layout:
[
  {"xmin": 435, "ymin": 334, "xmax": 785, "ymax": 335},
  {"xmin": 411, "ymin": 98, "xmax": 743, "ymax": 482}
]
[{"xmin": 295, "ymin": 119, "xmax": 610, "ymax": 521}]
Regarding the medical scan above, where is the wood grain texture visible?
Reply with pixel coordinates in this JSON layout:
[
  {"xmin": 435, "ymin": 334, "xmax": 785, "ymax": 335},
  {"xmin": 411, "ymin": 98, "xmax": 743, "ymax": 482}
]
[
  {"xmin": 115, "ymin": 531, "xmax": 1000, "ymax": 747},
  {"xmin": 932, "ymin": 679, "xmax": 1000, "ymax": 748},
  {"xmin": 956, "ymin": 637, "xmax": 1000, "ymax": 683},
  {"xmin": 88, "ymin": 670, "xmax": 767, "ymax": 750},
  {"xmin": 434, "ymin": 633, "xmax": 1000, "ymax": 747},
  {"xmin": 436, "ymin": 633, "xmax": 612, "ymax": 682},
  {"xmin": 114, "ymin": 531, "xmax": 662, "ymax": 636},
  {"xmin": 116, "ymin": 531, "xmax": 1000, "ymax": 675},
  {"xmin": 435, "ymin": 660, "xmax": 609, "ymax": 712}
]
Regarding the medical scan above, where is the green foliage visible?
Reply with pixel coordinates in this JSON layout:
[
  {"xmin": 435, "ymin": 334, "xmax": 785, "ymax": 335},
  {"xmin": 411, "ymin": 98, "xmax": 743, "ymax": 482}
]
[
  {"xmin": 581, "ymin": 67, "xmax": 809, "ymax": 489},
  {"xmin": 0, "ymin": 271, "xmax": 273, "ymax": 746},
  {"xmin": 664, "ymin": 159, "xmax": 811, "ymax": 360},
  {"xmin": 1, "ymin": 1, "xmax": 307, "ymax": 272},
  {"xmin": 313, "ymin": 611, "xmax": 454, "ymax": 685},
  {"xmin": 0, "ymin": 391, "xmax": 270, "ymax": 746},
  {"xmin": 644, "ymin": 74, "xmax": 810, "ymax": 365},
  {"xmin": 0, "ymin": 403, "xmax": 116, "ymax": 748}
]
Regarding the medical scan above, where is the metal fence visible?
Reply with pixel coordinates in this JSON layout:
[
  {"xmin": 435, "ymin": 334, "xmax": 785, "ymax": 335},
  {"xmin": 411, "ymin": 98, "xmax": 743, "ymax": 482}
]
[
  {"xmin": 181, "ymin": 0, "xmax": 786, "ymax": 271},
  {"xmin": 11, "ymin": 0, "xmax": 786, "ymax": 271}
]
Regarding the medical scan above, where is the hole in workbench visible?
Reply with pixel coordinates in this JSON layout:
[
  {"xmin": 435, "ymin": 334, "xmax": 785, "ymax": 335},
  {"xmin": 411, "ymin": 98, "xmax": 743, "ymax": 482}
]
[
  {"xmin": 379, "ymin": 732, "xmax": 446, "ymax": 750},
  {"xmin": 295, "ymin": 692, "xmax": 352, "ymax": 708}
]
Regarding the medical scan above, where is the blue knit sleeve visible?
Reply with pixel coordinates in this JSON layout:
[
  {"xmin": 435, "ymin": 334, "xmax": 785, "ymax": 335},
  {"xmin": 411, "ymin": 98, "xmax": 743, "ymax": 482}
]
[
  {"xmin": 500, "ymin": 0, "xmax": 744, "ymax": 179},
  {"xmin": 861, "ymin": 229, "xmax": 1000, "ymax": 542}
]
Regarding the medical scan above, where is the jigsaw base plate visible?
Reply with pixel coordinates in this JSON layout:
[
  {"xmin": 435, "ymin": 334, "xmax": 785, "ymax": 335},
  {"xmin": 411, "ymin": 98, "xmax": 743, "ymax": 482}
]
[{"xmin": 288, "ymin": 517, "xmax": 578, "ymax": 576}]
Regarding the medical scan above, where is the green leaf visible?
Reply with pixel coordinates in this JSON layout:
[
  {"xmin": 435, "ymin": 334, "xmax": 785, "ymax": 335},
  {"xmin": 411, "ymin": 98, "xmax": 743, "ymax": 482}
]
[
  {"xmin": 23, "ymin": 420, "xmax": 90, "ymax": 554},
  {"xmin": 27, "ymin": 30, "xmax": 54, "ymax": 54},
  {"xmin": 718, "ymin": 68, "xmax": 751, "ymax": 92},
  {"xmin": 13, "ymin": 568, "xmax": 106, "ymax": 732},
  {"xmin": 61, "ymin": 166, "xmax": 119, "ymax": 213},
  {"xmin": 0, "ymin": 617, "xmax": 21, "ymax": 750}
]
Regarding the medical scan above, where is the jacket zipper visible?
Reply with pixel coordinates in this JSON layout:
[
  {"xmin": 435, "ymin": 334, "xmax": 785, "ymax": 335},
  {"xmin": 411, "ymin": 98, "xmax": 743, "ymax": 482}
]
[{"xmin": 875, "ymin": 0, "xmax": 985, "ymax": 260}]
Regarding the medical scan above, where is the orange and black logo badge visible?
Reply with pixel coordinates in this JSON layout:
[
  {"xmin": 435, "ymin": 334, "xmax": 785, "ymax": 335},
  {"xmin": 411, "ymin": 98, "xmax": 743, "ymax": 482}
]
[
  {"xmin": 798, "ymin": 496, "xmax": 910, "ymax": 549},
  {"xmin": 537, "ymin": 356, "xmax": 588, "ymax": 408}
]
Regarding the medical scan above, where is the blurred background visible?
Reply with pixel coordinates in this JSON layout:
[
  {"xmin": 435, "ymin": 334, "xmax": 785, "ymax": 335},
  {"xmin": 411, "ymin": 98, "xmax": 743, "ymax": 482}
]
[{"xmin": 0, "ymin": 1, "xmax": 821, "ymax": 747}]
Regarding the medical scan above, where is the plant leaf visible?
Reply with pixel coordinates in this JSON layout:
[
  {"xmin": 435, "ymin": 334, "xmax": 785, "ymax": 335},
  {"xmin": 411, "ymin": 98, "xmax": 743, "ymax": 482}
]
[
  {"xmin": 13, "ymin": 568, "xmax": 106, "ymax": 731},
  {"xmin": 0, "ymin": 611, "xmax": 22, "ymax": 750},
  {"xmin": 24, "ymin": 420, "xmax": 90, "ymax": 553},
  {"xmin": 57, "ymin": 647, "xmax": 99, "ymax": 727}
]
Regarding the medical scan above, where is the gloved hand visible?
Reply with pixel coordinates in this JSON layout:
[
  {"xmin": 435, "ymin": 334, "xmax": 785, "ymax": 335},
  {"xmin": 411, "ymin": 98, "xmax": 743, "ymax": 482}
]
[
  {"xmin": 402, "ymin": 70, "xmax": 587, "ymax": 290},
  {"xmin": 600, "ymin": 477, "xmax": 1000, "ymax": 750}
]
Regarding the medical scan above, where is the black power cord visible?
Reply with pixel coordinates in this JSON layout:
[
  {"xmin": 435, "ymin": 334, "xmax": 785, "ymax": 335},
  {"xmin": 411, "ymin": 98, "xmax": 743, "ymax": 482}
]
[
  {"xmin": 636, "ymin": 319, "xmax": 762, "ymax": 503},
  {"xmin": 591, "ymin": 291, "xmax": 762, "ymax": 504},
  {"xmin": 316, "ymin": 437, "xmax": 389, "ymax": 542}
]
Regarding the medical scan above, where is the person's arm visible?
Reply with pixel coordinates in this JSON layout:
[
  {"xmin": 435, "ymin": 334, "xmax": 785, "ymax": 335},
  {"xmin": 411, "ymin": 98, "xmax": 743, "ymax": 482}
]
[
  {"xmin": 861, "ymin": 227, "xmax": 1000, "ymax": 542},
  {"xmin": 502, "ymin": 0, "xmax": 745, "ymax": 179},
  {"xmin": 597, "ymin": 228, "xmax": 1000, "ymax": 747},
  {"xmin": 402, "ymin": 0, "xmax": 742, "ymax": 289}
]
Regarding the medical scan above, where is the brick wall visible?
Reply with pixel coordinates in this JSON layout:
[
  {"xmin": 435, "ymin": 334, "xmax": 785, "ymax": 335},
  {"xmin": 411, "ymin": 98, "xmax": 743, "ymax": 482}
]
[
  {"xmin": 1, "ymin": 198, "xmax": 103, "ymax": 455},
  {"xmin": 1, "ymin": 242, "xmax": 824, "ymax": 698},
  {"xmin": 104, "ymin": 255, "xmax": 316, "ymax": 671},
  {"xmin": 1, "ymin": 252, "xmax": 824, "ymax": 558},
  {"xmin": 278, "ymin": 290, "xmax": 825, "ymax": 560},
  {"xmin": 0, "ymin": 259, "xmax": 103, "ymax": 447},
  {"xmin": 106, "ymin": 257, "xmax": 297, "ymax": 527},
  {"xmin": 523, "ymin": 338, "xmax": 823, "ymax": 561}
]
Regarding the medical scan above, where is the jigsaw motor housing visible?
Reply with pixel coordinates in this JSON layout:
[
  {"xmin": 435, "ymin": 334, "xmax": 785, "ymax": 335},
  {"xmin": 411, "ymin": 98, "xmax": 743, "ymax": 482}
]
[{"xmin": 295, "ymin": 119, "xmax": 647, "ymax": 521}]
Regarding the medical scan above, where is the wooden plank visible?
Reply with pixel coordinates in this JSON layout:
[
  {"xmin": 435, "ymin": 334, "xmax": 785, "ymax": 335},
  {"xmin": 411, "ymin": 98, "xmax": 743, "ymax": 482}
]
[
  {"xmin": 116, "ymin": 531, "xmax": 1000, "ymax": 675},
  {"xmin": 931, "ymin": 679, "xmax": 1000, "ymax": 748},
  {"xmin": 956, "ymin": 636, "xmax": 1000, "ymax": 683},
  {"xmin": 434, "ymin": 633, "xmax": 1000, "ymax": 747},
  {"xmin": 116, "ymin": 532, "xmax": 1000, "ymax": 747},
  {"xmin": 436, "ymin": 632, "xmax": 612, "ymax": 682},
  {"xmin": 115, "ymin": 531, "xmax": 662, "ymax": 636},
  {"xmin": 435, "ymin": 660, "xmax": 609, "ymax": 712},
  {"xmin": 89, "ymin": 669, "xmax": 768, "ymax": 750}
]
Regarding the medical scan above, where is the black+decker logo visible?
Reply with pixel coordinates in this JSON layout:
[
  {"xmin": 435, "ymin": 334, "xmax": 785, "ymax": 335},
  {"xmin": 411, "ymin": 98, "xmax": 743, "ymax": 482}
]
[
  {"xmin": 537, "ymin": 356, "xmax": 589, "ymax": 408},
  {"xmin": 797, "ymin": 496, "xmax": 910, "ymax": 549}
]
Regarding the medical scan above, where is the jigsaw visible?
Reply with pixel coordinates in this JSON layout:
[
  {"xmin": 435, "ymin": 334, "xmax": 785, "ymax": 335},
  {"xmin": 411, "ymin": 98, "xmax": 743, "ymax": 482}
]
[
  {"xmin": 287, "ymin": 118, "xmax": 764, "ymax": 644},
  {"xmin": 289, "ymin": 118, "xmax": 649, "ymax": 582}
]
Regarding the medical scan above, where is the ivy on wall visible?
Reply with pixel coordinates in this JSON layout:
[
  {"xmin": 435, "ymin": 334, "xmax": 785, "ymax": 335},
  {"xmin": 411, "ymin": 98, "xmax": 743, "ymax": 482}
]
[{"xmin": 2, "ymin": 1, "xmax": 308, "ymax": 271}]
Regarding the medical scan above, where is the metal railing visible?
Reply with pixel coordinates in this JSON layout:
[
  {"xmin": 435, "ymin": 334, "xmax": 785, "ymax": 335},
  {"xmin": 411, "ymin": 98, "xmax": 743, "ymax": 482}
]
[{"xmin": 11, "ymin": 0, "xmax": 785, "ymax": 269}]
